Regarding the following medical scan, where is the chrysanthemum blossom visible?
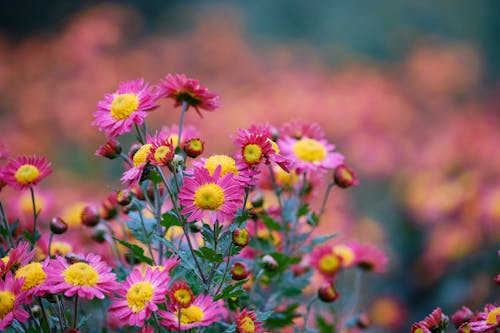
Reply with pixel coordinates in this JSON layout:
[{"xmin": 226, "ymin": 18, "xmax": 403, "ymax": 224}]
[
  {"xmin": 310, "ymin": 245, "xmax": 342, "ymax": 279},
  {"xmin": 169, "ymin": 280, "xmax": 195, "ymax": 308},
  {"xmin": 95, "ymin": 138, "xmax": 122, "ymax": 159},
  {"xmin": 236, "ymin": 308, "xmax": 264, "ymax": 333},
  {"xmin": 14, "ymin": 258, "xmax": 50, "ymax": 297},
  {"xmin": 161, "ymin": 124, "xmax": 200, "ymax": 148},
  {"xmin": 0, "ymin": 241, "xmax": 35, "ymax": 276},
  {"xmin": 120, "ymin": 143, "xmax": 153, "ymax": 187},
  {"xmin": 0, "ymin": 272, "xmax": 30, "ymax": 330},
  {"xmin": 93, "ymin": 79, "xmax": 159, "ymax": 138},
  {"xmin": 3, "ymin": 155, "xmax": 52, "ymax": 190},
  {"xmin": 149, "ymin": 136, "xmax": 174, "ymax": 167},
  {"xmin": 179, "ymin": 166, "xmax": 244, "ymax": 224},
  {"xmin": 279, "ymin": 135, "xmax": 344, "ymax": 174},
  {"xmin": 45, "ymin": 253, "xmax": 117, "ymax": 299},
  {"xmin": 108, "ymin": 267, "xmax": 171, "ymax": 327},
  {"xmin": 411, "ymin": 307, "xmax": 449, "ymax": 333},
  {"xmin": 158, "ymin": 294, "xmax": 226, "ymax": 330},
  {"xmin": 469, "ymin": 304, "xmax": 500, "ymax": 332},
  {"xmin": 350, "ymin": 242, "xmax": 388, "ymax": 274},
  {"xmin": 159, "ymin": 74, "xmax": 220, "ymax": 117}
]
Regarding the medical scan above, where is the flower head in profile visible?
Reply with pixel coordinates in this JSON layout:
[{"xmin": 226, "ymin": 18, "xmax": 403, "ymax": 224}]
[
  {"xmin": 411, "ymin": 307, "xmax": 449, "ymax": 333},
  {"xmin": 1, "ymin": 241, "xmax": 35, "ymax": 277},
  {"xmin": 179, "ymin": 165, "xmax": 243, "ymax": 224},
  {"xmin": 0, "ymin": 272, "xmax": 30, "ymax": 330},
  {"xmin": 3, "ymin": 155, "xmax": 52, "ymax": 190},
  {"xmin": 158, "ymin": 294, "xmax": 226, "ymax": 330},
  {"xmin": 310, "ymin": 245, "xmax": 342, "ymax": 279},
  {"xmin": 93, "ymin": 79, "xmax": 159, "ymax": 138},
  {"xmin": 236, "ymin": 308, "xmax": 264, "ymax": 333},
  {"xmin": 121, "ymin": 143, "xmax": 153, "ymax": 187},
  {"xmin": 469, "ymin": 304, "xmax": 500, "ymax": 333},
  {"xmin": 108, "ymin": 267, "xmax": 171, "ymax": 327},
  {"xmin": 159, "ymin": 74, "xmax": 220, "ymax": 117},
  {"xmin": 45, "ymin": 253, "xmax": 118, "ymax": 299},
  {"xmin": 350, "ymin": 242, "xmax": 388, "ymax": 274},
  {"xmin": 95, "ymin": 138, "xmax": 122, "ymax": 159}
]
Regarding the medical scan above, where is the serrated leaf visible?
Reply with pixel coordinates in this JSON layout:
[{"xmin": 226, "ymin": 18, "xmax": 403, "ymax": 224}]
[
  {"xmin": 193, "ymin": 246, "xmax": 223, "ymax": 263},
  {"xmin": 297, "ymin": 203, "xmax": 310, "ymax": 217},
  {"xmin": 214, "ymin": 279, "xmax": 248, "ymax": 301},
  {"xmin": 161, "ymin": 210, "xmax": 181, "ymax": 228},
  {"xmin": 260, "ymin": 214, "xmax": 281, "ymax": 231},
  {"xmin": 113, "ymin": 237, "xmax": 154, "ymax": 265},
  {"xmin": 317, "ymin": 315, "xmax": 335, "ymax": 333}
]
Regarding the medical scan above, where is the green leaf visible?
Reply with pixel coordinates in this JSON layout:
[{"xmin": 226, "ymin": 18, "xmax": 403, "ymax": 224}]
[
  {"xmin": 260, "ymin": 214, "xmax": 281, "ymax": 231},
  {"xmin": 317, "ymin": 315, "xmax": 335, "ymax": 333},
  {"xmin": 307, "ymin": 212, "xmax": 319, "ymax": 226},
  {"xmin": 297, "ymin": 203, "xmax": 310, "ymax": 217},
  {"xmin": 161, "ymin": 210, "xmax": 181, "ymax": 228},
  {"xmin": 235, "ymin": 209, "xmax": 250, "ymax": 226},
  {"xmin": 283, "ymin": 197, "xmax": 299, "ymax": 223},
  {"xmin": 266, "ymin": 303, "xmax": 300, "ymax": 328},
  {"xmin": 113, "ymin": 237, "xmax": 154, "ymax": 265},
  {"xmin": 214, "ymin": 279, "xmax": 248, "ymax": 301},
  {"xmin": 193, "ymin": 246, "xmax": 224, "ymax": 264}
]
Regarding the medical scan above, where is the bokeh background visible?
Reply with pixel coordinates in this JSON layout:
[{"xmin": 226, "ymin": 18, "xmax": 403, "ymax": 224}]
[{"xmin": 1, "ymin": 1, "xmax": 499, "ymax": 331}]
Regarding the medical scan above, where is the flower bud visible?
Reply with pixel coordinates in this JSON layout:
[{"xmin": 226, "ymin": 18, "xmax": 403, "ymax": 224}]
[
  {"xmin": 171, "ymin": 154, "xmax": 185, "ymax": 169},
  {"xmin": 116, "ymin": 189, "xmax": 132, "ymax": 206},
  {"xmin": 231, "ymin": 262, "xmax": 250, "ymax": 281},
  {"xmin": 91, "ymin": 226, "xmax": 107, "ymax": 243},
  {"xmin": 81, "ymin": 205, "xmax": 100, "ymax": 227},
  {"xmin": 261, "ymin": 254, "xmax": 278, "ymax": 271},
  {"xmin": 50, "ymin": 217, "xmax": 68, "ymax": 234},
  {"xmin": 292, "ymin": 263, "xmax": 310, "ymax": 277},
  {"xmin": 100, "ymin": 193, "xmax": 118, "ymax": 220},
  {"xmin": 334, "ymin": 164, "xmax": 359, "ymax": 189},
  {"xmin": 494, "ymin": 273, "xmax": 500, "ymax": 286},
  {"xmin": 95, "ymin": 139, "xmax": 122, "ymax": 159},
  {"xmin": 232, "ymin": 228, "xmax": 250, "ymax": 247},
  {"xmin": 183, "ymin": 138, "xmax": 205, "ymax": 158},
  {"xmin": 250, "ymin": 191, "xmax": 264, "ymax": 208},
  {"xmin": 451, "ymin": 306, "xmax": 473, "ymax": 328},
  {"xmin": 318, "ymin": 281, "xmax": 339, "ymax": 303}
]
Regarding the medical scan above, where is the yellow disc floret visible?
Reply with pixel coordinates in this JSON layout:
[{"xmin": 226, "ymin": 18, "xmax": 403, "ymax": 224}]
[
  {"xmin": 50, "ymin": 241, "xmax": 73, "ymax": 256},
  {"xmin": 240, "ymin": 315, "xmax": 255, "ymax": 333},
  {"xmin": 243, "ymin": 144, "xmax": 263, "ymax": 164},
  {"xmin": 204, "ymin": 155, "xmax": 238, "ymax": 177},
  {"xmin": 0, "ymin": 291, "xmax": 15, "ymax": 319},
  {"xmin": 14, "ymin": 165, "xmax": 40, "ymax": 185},
  {"xmin": 15, "ymin": 262, "xmax": 47, "ymax": 291},
  {"xmin": 62, "ymin": 262, "xmax": 99, "ymax": 287},
  {"xmin": 274, "ymin": 167, "xmax": 298, "ymax": 186},
  {"xmin": 194, "ymin": 183, "xmax": 225, "ymax": 210},
  {"xmin": 173, "ymin": 288, "xmax": 193, "ymax": 307},
  {"xmin": 318, "ymin": 254, "xmax": 340, "ymax": 275},
  {"xmin": 267, "ymin": 138, "xmax": 280, "ymax": 154},
  {"xmin": 126, "ymin": 281, "xmax": 154, "ymax": 313},
  {"xmin": 133, "ymin": 144, "xmax": 153, "ymax": 167},
  {"xmin": 154, "ymin": 146, "xmax": 172, "ymax": 163},
  {"xmin": 178, "ymin": 305, "xmax": 204, "ymax": 324},
  {"xmin": 292, "ymin": 138, "xmax": 327, "ymax": 162},
  {"xmin": 486, "ymin": 307, "xmax": 500, "ymax": 325},
  {"xmin": 110, "ymin": 93, "xmax": 139, "ymax": 120},
  {"xmin": 333, "ymin": 245, "xmax": 356, "ymax": 267}
]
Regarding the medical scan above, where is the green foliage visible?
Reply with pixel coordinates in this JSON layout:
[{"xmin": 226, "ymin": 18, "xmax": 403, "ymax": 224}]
[{"xmin": 113, "ymin": 237, "xmax": 154, "ymax": 265}]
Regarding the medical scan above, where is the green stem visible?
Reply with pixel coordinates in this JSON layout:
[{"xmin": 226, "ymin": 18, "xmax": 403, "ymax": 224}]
[
  {"xmin": 318, "ymin": 181, "xmax": 335, "ymax": 220},
  {"xmin": 137, "ymin": 206, "xmax": 156, "ymax": 265},
  {"xmin": 153, "ymin": 183, "xmax": 165, "ymax": 265},
  {"xmin": 134, "ymin": 123, "xmax": 146, "ymax": 144},
  {"xmin": 36, "ymin": 296, "xmax": 50, "ymax": 333},
  {"xmin": 29, "ymin": 187, "xmax": 38, "ymax": 249},
  {"xmin": 73, "ymin": 295, "xmax": 79, "ymax": 329},
  {"xmin": 177, "ymin": 101, "xmax": 189, "ymax": 149},
  {"xmin": 56, "ymin": 295, "xmax": 67, "ymax": 332}
]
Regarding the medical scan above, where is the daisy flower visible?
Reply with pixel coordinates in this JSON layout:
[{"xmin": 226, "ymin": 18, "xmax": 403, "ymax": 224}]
[
  {"xmin": 95, "ymin": 138, "xmax": 122, "ymax": 159},
  {"xmin": 93, "ymin": 79, "xmax": 159, "ymax": 138},
  {"xmin": 1, "ymin": 241, "xmax": 35, "ymax": 276},
  {"xmin": 310, "ymin": 245, "xmax": 342, "ymax": 279},
  {"xmin": 236, "ymin": 308, "xmax": 264, "ymax": 333},
  {"xmin": 350, "ymin": 242, "xmax": 388, "ymax": 274},
  {"xmin": 108, "ymin": 267, "xmax": 171, "ymax": 327},
  {"xmin": 3, "ymin": 155, "xmax": 52, "ymax": 190},
  {"xmin": 14, "ymin": 258, "xmax": 50, "ymax": 298},
  {"xmin": 0, "ymin": 272, "xmax": 30, "ymax": 330},
  {"xmin": 149, "ymin": 135, "xmax": 174, "ymax": 167},
  {"xmin": 159, "ymin": 74, "xmax": 220, "ymax": 117},
  {"xmin": 158, "ymin": 294, "xmax": 226, "ymax": 330},
  {"xmin": 168, "ymin": 280, "xmax": 195, "ymax": 308},
  {"xmin": 179, "ymin": 166, "xmax": 243, "ymax": 224},
  {"xmin": 279, "ymin": 135, "xmax": 344, "ymax": 174},
  {"xmin": 469, "ymin": 304, "xmax": 500, "ymax": 332},
  {"xmin": 45, "ymin": 253, "xmax": 118, "ymax": 299}
]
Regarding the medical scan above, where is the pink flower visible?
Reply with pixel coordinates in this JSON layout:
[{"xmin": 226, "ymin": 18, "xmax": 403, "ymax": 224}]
[
  {"xmin": 310, "ymin": 245, "xmax": 342, "ymax": 279},
  {"xmin": 108, "ymin": 267, "xmax": 171, "ymax": 327},
  {"xmin": 411, "ymin": 307, "xmax": 449, "ymax": 333},
  {"xmin": 92, "ymin": 79, "xmax": 159, "ymax": 138},
  {"xmin": 236, "ymin": 308, "xmax": 264, "ymax": 333},
  {"xmin": 0, "ymin": 241, "xmax": 35, "ymax": 276},
  {"xmin": 158, "ymin": 294, "xmax": 226, "ymax": 330},
  {"xmin": 14, "ymin": 258, "xmax": 50, "ymax": 298},
  {"xmin": 0, "ymin": 272, "xmax": 30, "ymax": 330},
  {"xmin": 45, "ymin": 253, "xmax": 118, "ymax": 299},
  {"xmin": 159, "ymin": 74, "xmax": 220, "ymax": 117},
  {"xmin": 3, "ymin": 155, "xmax": 52, "ymax": 190},
  {"xmin": 179, "ymin": 166, "xmax": 244, "ymax": 224},
  {"xmin": 349, "ymin": 242, "xmax": 389, "ymax": 274},
  {"xmin": 469, "ymin": 304, "xmax": 500, "ymax": 332}
]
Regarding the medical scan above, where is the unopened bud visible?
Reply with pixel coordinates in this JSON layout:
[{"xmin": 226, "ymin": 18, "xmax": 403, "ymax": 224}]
[
  {"xmin": 250, "ymin": 192, "xmax": 264, "ymax": 208},
  {"xmin": 451, "ymin": 306, "xmax": 473, "ymax": 328},
  {"xmin": 334, "ymin": 164, "xmax": 359, "ymax": 189},
  {"xmin": 231, "ymin": 262, "xmax": 250, "ymax": 280},
  {"xmin": 183, "ymin": 138, "xmax": 205, "ymax": 158},
  {"xmin": 116, "ymin": 189, "xmax": 132, "ymax": 206},
  {"xmin": 292, "ymin": 264, "xmax": 310, "ymax": 277},
  {"xmin": 232, "ymin": 228, "xmax": 250, "ymax": 247},
  {"xmin": 100, "ymin": 193, "xmax": 118, "ymax": 220},
  {"xmin": 261, "ymin": 254, "xmax": 278, "ymax": 271},
  {"xmin": 91, "ymin": 226, "xmax": 107, "ymax": 243},
  {"xmin": 318, "ymin": 281, "xmax": 339, "ymax": 303},
  {"xmin": 171, "ymin": 154, "xmax": 185, "ymax": 169},
  {"xmin": 50, "ymin": 217, "xmax": 68, "ymax": 234},
  {"xmin": 81, "ymin": 206, "xmax": 100, "ymax": 227},
  {"xmin": 95, "ymin": 139, "xmax": 122, "ymax": 159}
]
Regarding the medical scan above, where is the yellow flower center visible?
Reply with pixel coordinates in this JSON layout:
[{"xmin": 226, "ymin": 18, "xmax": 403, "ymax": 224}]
[
  {"xmin": 267, "ymin": 138, "xmax": 280, "ymax": 154},
  {"xmin": 193, "ymin": 183, "xmax": 225, "ymax": 210},
  {"xmin": 169, "ymin": 135, "xmax": 180, "ymax": 148},
  {"xmin": 166, "ymin": 226, "xmax": 184, "ymax": 241},
  {"xmin": 14, "ymin": 165, "xmax": 40, "ymax": 185},
  {"xmin": 187, "ymin": 139, "xmax": 203, "ymax": 151},
  {"xmin": 274, "ymin": 167, "xmax": 298, "ymax": 186},
  {"xmin": 240, "ymin": 315, "xmax": 255, "ymax": 332},
  {"xmin": 414, "ymin": 328, "xmax": 425, "ymax": 333},
  {"xmin": 486, "ymin": 307, "xmax": 500, "ymax": 325},
  {"xmin": 19, "ymin": 192, "xmax": 44, "ymax": 214},
  {"xmin": 233, "ymin": 264, "xmax": 246, "ymax": 276},
  {"xmin": 126, "ymin": 281, "xmax": 154, "ymax": 313},
  {"xmin": 153, "ymin": 146, "xmax": 172, "ymax": 163},
  {"xmin": 292, "ymin": 138, "xmax": 327, "ymax": 162},
  {"xmin": 0, "ymin": 291, "xmax": 15, "ymax": 320},
  {"xmin": 62, "ymin": 262, "xmax": 99, "ymax": 287},
  {"xmin": 1, "ymin": 256, "xmax": 8, "ymax": 265},
  {"xmin": 173, "ymin": 288, "xmax": 192, "ymax": 307},
  {"xmin": 110, "ymin": 93, "xmax": 139, "ymax": 120},
  {"xmin": 150, "ymin": 265, "xmax": 165, "ymax": 272},
  {"xmin": 318, "ymin": 254, "xmax": 340, "ymax": 275},
  {"xmin": 15, "ymin": 262, "xmax": 47, "ymax": 291},
  {"xmin": 204, "ymin": 155, "xmax": 238, "ymax": 177},
  {"xmin": 177, "ymin": 305, "xmax": 205, "ymax": 324},
  {"xmin": 133, "ymin": 144, "xmax": 153, "ymax": 167},
  {"xmin": 257, "ymin": 229, "xmax": 281, "ymax": 246},
  {"xmin": 333, "ymin": 245, "xmax": 356, "ymax": 266},
  {"xmin": 243, "ymin": 144, "xmax": 263, "ymax": 164},
  {"xmin": 50, "ymin": 241, "xmax": 73, "ymax": 256}
]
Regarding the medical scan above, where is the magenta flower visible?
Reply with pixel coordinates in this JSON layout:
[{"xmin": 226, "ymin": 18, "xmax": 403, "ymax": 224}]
[
  {"xmin": 3, "ymin": 155, "xmax": 52, "ymax": 190},
  {"xmin": 236, "ymin": 308, "xmax": 265, "ymax": 333},
  {"xmin": 0, "ymin": 272, "xmax": 30, "ymax": 330},
  {"xmin": 93, "ymin": 79, "xmax": 159, "ymax": 138},
  {"xmin": 0, "ymin": 241, "xmax": 35, "ymax": 276}
]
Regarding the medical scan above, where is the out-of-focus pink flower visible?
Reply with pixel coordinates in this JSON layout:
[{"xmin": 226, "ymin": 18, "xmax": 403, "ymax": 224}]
[
  {"xmin": 236, "ymin": 308, "xmax": 264, "ymax": 333},
  {"xmin": 3, "ymin": 155, "xmax": 52, "ymax": 190},
  {"xmin": 0, "ymin": 272, "xmax": 30, "ymax": 330}
]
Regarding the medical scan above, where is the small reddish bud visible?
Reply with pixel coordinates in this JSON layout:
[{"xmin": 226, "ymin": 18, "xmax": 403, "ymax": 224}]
[
  {"xmin": 451, "ymin": 306, "xmax": 473, "ymax": 328},
  {"xmin": 494, "ymin": 273, "xmax": 500, "ymax": 286},
  {"xmin": 50, "ymin": 217, "xmax": 68, "ymax": 234},
  {"xmin": 116, "ymin": 189, "xmax": 132, "ymax": 206},
  {"xmin": 231, "ymin": 262, "xmax": 250, "ymax": 281},
  {"xmin": 232, "ymin": 228, "xmax": 250, "ymax": 247},
  {"xmin": 95, "ymin": 139, "xmax": 122, "ymax": 159},
  {"xmin": 334, "ymin": 164, "xmax": 359, "ymax": 189},
  {"xmin": 183, "ymin": 138, "xmax": 205, "ymax": 158},
  {"xmin": 91, "ymin": 226, "xmax": 107, "ymax": 243},
  {"xmin": 356, "ymin": 312, "xmax": 370, "ymax": 329},
  {"xmin": 261, "ymin": 254, "xmax": 278, "ymax": 271},
  {"xmin": 318, "ymin": 281, "xmax": 339, "ymax": 303},
  {"xmin": 80, "ymin": 206, "xmax": 100, "ymax": 227},
  {"xmin": 99, "ymin": 193, "xmax": 118, "ymax": 220}
]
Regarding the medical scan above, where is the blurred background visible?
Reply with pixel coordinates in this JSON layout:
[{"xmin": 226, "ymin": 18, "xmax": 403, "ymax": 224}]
[{"xmin": 0, "ymin": 1, "xmax": 499, "ymax": 331}]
